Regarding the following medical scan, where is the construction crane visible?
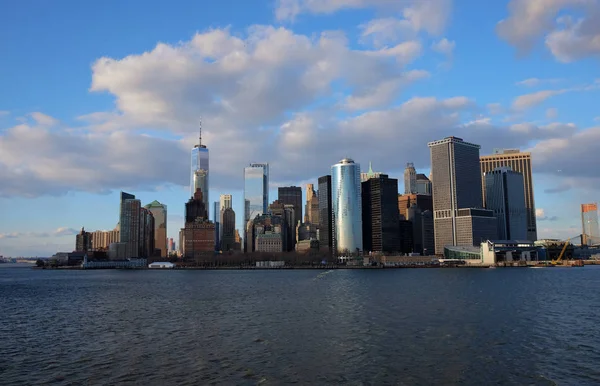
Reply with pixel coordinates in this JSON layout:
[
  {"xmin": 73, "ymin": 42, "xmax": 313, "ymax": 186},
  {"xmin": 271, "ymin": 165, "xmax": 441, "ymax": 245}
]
[{"xmin": 551, "ymin": 240, "xmax": 570, "ymax": 265}]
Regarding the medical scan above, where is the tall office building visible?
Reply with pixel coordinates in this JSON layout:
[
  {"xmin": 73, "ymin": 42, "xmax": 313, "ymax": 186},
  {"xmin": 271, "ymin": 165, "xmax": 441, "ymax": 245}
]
[
  {"xmin": 213, "ymin": 201, "xmax": 220, "ymax": 251},
  {"xmin": 318, "ymin": 175, "xmax": 333, "ymax": 253},
  {"xmin": 332, "ymin": 158, "xmax": 363, "ymax": 255},
  {"xmin": 139, "ymin": 207, "xmax": 155, "ymax": 258},
  {"xmin": 120, "ymin": 192, "xmax": 141, "ymax": 258},
  {"xmin": 220, "ymin": 194, "xmax": 232, "ymax": 210},
  {"xmin": 144, "ymin": 200, "xmax": 167, "ymax": 257},
  {"xmin": 305, "ymin": 184, "xmax": 319, "ymax": 224},
  {"xmin": 221, "ymin": 207, "xmax": 236, "ymax": 251},
  {"xmin": 244, "ymin": 163, "xmax": 269, "ymax": 223},
  {"xmin": 218, "ymin": 194, "xmax": 231, "ymax": 247},
  {"xmin": 184, "ymin": 189, "xmax": 215, "ymax": 259},
  {"xmin": 191, "ymin": 119, "xmax": 209, "ymax": 217},
  {"xmin": 480, "ymin": 149, "xmax": 537, "ymax": 240},
  {"xmin": 404, "ymin": 163, "xmax": 417, "ymax": 194},
  {"xmin": 360, "ymin": 162, "xmax": 382, "ymax": 182},
  {"xmin": 484, "ymin": 167, "xmax": 527, "ymax": 240},
  {"xmin": 429, "ymin": 137, "xmax": 497, "ymax": 254},
  {"xmin": 582, "ymin": 203, "xmax": 599, "ymax": 246},
  {"xmin": 362, "ymin": 174, "xmax": 400, "ymax": 253},
  {"xmin": 278, "ymin": 186, "xmax": 302, "ymax": 226},
  {"xmin": 415, "ymin": 174, "xmax": 432, "ymax": 195}
]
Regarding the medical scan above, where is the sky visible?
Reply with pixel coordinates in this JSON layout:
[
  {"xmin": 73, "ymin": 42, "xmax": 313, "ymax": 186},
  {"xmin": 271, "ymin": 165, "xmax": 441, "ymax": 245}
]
[{"xmin": 1, "ymin": 0, "xmax": 599, "ymax": 257}]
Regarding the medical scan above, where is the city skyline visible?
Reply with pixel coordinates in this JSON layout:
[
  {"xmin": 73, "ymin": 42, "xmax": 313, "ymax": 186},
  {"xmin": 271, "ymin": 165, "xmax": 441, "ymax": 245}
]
[{"xmin": 1, "ymin": 0, "xmax": 600, "ymax": 256}]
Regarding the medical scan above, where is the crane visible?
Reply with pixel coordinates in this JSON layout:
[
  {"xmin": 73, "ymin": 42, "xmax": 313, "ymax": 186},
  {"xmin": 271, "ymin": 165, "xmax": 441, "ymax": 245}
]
[{"xmin": 551, "ymin": 240, "xmax": 570, "ymax": 265}]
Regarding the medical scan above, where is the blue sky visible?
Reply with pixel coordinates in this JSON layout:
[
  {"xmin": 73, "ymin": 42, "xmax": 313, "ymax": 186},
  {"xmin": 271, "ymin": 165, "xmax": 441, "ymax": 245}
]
[{"xmin": 1, "ymin": 0, "xmax": 599, "ymax": 256}]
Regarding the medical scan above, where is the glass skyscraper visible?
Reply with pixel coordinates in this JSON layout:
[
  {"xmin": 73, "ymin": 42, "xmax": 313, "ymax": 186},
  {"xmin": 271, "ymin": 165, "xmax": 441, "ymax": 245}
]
[
  {"xmin": 244, "ymin": 163, "xmax": 269, "ymax": 223},
  {"xmin": 331, "ymin": 158, "xmax": 363, "ymax": 255},
  {"xmin": 191, "ymin": 121, "xmax": 209, "ymax": 217},
  {"xmin": 582, "ymin": 203, "xmax": 599, "ymax": 246}
]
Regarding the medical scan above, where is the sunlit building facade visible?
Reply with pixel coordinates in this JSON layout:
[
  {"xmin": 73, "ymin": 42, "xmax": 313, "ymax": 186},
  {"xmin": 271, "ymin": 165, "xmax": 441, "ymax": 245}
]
[
  {"xmin": 244, "ymin": 163, "xmax": 269, "ymax": 223},
  {"xmin": 331, "ymin": 158, "xmax": 363, "ymax": 255},
  {"xmin": 582, "ymin": 203, "xmax": 600, "ymax": 246},
  {"xmin": 144, "ymin": 200, "xmax": 167, "ymax": 257},
  {"xmin": 191, "ymin": 121, "xmax": 209, "ymax": 217}
]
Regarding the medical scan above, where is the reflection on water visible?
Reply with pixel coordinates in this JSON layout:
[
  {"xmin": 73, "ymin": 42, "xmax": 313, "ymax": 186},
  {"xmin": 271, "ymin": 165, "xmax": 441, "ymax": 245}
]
[{"xmin": 1, "ymin": 266, "xmax": 600, "ymax": 385}]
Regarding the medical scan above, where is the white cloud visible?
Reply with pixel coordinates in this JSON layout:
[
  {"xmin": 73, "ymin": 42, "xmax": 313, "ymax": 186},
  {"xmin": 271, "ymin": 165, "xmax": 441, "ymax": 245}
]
[
  {"xmin": 2, "ymin": 24, "xmax": 599, "ymax": 200},
  {"xmin": 515, "ymin": 77, "xmax": 563, "ymax": 87},
  {"xmin": 497, "ymin": 0, "xmax": 600, "ymax": 61},
  {"xmin": 536, "ymin": 208, "xmax": 560, "ymax": 221},
  {"xmin": 512, "ymin": 80, "xmax": 599, "ymax": 110},
  {"xmin": 359, "ymin": 17, "xmax": 415, "ymax": 47},
  {"xmin": 545, "ymin": 10, "xmax": 600, "ymax": 62},
  {"xmin": 0, "ymin": 111, "xmax": 9, "ymax": 117},
  {"xmin": 344, "ymin": 70, "xmax": 430, "ymax": 110},
  {"xmin": 30, "ymin": 112, "xmax": 59, "ymax": 127},
  {"xmin": 431, "ymin": 38, "xmax": 455, "ymax": 56},
  {"xmin": 276, "ymin": 0, "xmax": 452, "ymax": 36},
  {"xmin": 512, "ymin": 90, "xmax": 567, "ymax": 109},
  {"xmin": 0, "ymin": 227, "xmax": 80, "ymax": 239}
]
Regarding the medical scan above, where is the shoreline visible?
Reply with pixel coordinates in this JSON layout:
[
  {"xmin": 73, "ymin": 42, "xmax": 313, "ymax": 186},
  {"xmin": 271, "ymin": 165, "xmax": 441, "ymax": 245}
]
[{"xmin": 31, "ymin": 262, "xmax": 598, "ymax": 270}]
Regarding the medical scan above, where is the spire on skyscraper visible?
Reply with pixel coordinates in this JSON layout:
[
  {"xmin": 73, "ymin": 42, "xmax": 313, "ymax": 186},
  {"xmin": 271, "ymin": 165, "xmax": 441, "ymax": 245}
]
[{"xmin": 199, "ymin": 116, "xmax": 203, "ymax": 148}]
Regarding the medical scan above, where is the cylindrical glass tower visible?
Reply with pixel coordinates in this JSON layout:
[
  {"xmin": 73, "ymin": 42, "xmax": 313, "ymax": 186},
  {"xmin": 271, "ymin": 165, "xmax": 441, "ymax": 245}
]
[{"xmin": 331, "ymin": 158, "xmax": 363, "ymax": 255}]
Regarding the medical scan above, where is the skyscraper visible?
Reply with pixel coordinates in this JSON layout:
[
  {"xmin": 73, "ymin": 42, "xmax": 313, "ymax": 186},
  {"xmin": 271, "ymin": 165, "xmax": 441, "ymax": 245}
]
[
  {"xmin": 120, "ymin": 192, "xmax": 141, "ymax": 257},
  {"xmin": 484, "ymin": 167, "xmax": 527, "ymax": 240},
  {"xmin": 191, "ymin": 119, "xmax": 209, "ymax": 217},
  {"xmin": 218, "ymin": 195, "xmax": 231, "ymax": 247},
  {"xmin": 429, "ymin": 137, "xmax": 497, "ymax": 254},
  {"xmin": 184, "ymin": 189, "xmax": 215, "ymax": 259},
  {"xmin": 278, "ymin": 186, "xmax": 302, "ymax": 226},
  {"xmin": 220, "ymin": 194, "xmax": 232, "ymax": 210},
  {"xmin": 244, "ymin": 163, "xmax": 269, "ymax": 223},
  {"xmin": 144, "ymin": 200, "xmax": 167, "ymax": 257},
  {"xmin": 221, "ymin": 207, "xmax": 236, "ymax": 251},
  {"xmin": 480, "ymin": 149, "xmax": 537, "ymax": 240},
  {"xmin": 305, "ymin": 184, "xmax": 319, "ymax": 225},
  {"xmin": 318, "ymin": 175, "xmax": 333, "ymax": 253},
  {"xmin": 404, "ymin": 163, "xmax": 417, "ymax": 194},
  {"xmin": 360, "ymin": 161, "xmax": 382, "ymax": 182},
  {"xmin": 415, "ymin": 174, "xmax": 432, "ymax": 195},
  {"xmin": 331, "ymin": 158, "xmax": 363, "ymax": 255},
  {"xmin": 213, "ymin": 201, "xmax": 220, "ymax": 251},
  {"xmin": 362, "ymin": 174, "xmax": 400, "ymax": 253},
  {"xmin": 582, "ymin": 203, "xmax": 599, "ymax": 246}
]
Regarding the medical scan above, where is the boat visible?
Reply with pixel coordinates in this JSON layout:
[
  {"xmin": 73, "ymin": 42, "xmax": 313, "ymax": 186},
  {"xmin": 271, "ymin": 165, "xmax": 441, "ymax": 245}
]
[{"xmin": 488, "ymin": 265, "xmax": 497, "ymax": 269}]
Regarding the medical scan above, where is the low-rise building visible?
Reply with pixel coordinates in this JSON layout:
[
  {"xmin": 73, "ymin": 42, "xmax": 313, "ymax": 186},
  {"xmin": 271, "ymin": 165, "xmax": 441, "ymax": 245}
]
[{"xmin": 256, "ymin": 232, "xmax": 283, "ymax": 253}]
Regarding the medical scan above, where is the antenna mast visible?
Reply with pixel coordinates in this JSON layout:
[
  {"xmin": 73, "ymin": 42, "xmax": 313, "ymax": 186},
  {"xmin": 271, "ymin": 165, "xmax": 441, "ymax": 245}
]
[{"xmin": 199, "ymin": 116, "xmax": 202, "ymax": 147}]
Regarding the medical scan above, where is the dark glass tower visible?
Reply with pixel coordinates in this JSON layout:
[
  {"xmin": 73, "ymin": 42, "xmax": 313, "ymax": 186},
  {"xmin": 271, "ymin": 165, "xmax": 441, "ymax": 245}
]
[
  {"xmin": 362, "ymin": 174, "xmax": 400, "ymax": 253},
  {"xmin": 318, "ymin": 175, "xmax": 333, "ymax": 254}
]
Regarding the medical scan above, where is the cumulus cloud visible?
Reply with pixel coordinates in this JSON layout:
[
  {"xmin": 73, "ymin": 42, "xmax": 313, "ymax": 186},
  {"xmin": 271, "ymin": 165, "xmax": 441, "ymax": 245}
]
[
  {"xmin": 276, "ymin": 0, "xmax": 452, "ymax": 36},
  {"xmin": 359, "ymin": 17, "xmax": 415, "ymax": 47},
  {"xmin": 0, "ymin": 120, "xmax": 188, "ymax": 197},
  {"xmin": 528, "ymin": 125, "xmax": 600, "ymax": 189},
  {"xmin": 431, "ymin": 37, "xmax": 455, "ymax": 56},
  {"xmin": 2, "ymin": 24, "xmax": 600, "ymax": 199},
  {"xmin": 546, "ymin": 10, "xmax": 600, "ymax": 62},
  {"xmin": 497, "ymin": 0, "xmax": 600, "ymax": 61}
]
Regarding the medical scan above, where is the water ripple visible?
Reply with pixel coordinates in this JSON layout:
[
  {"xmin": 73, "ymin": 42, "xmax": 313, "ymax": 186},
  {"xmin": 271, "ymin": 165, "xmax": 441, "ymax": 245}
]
[{"xmin": 1, "ymin": 266, "xmax": 600, "ymax": 385}]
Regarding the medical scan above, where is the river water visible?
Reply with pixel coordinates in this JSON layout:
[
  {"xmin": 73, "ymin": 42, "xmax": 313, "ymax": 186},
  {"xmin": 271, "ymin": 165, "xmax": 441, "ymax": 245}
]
[{"xmin": 1, "ymin": 264, "xmax": 599, "ymax": 385}]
